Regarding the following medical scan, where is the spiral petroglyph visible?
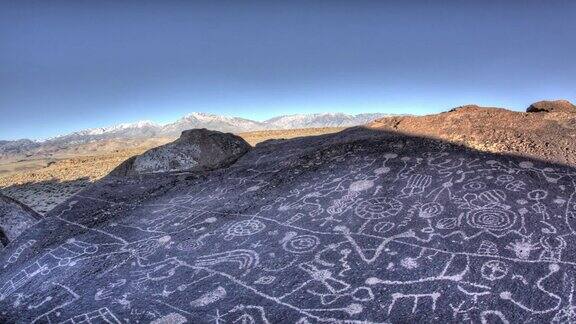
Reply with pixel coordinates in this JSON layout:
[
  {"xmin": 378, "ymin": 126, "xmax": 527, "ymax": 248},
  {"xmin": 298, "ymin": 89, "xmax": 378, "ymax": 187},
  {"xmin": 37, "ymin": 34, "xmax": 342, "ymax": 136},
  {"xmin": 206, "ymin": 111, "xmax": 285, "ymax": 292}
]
[
  {"xmin": 466, "ymin": 209, "xmax": 517, "ymax": 231},
  {"xmin": 282, "ymin": 234, "xmax": 319, "ymax": 254}
]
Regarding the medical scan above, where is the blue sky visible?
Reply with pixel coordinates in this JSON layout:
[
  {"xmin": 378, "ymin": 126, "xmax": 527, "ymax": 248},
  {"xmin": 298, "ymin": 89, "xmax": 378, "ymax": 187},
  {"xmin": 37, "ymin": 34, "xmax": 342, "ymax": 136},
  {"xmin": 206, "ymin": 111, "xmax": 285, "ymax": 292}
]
[{"xmin": 1, "ymin": 1, "xmax": 575, "ymax": 140}]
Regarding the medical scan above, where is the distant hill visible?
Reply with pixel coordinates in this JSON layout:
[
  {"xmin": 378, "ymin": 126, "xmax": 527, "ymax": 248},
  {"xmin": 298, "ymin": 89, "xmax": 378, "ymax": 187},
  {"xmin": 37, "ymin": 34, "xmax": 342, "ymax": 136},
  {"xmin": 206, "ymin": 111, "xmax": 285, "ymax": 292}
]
[
  {"xmin": 0, "ymin": 112, "xmax": 395, "ymax": 159},
  {"xmin": 369, "ymin": 99, "xmax": 576, "ymax": 166}
]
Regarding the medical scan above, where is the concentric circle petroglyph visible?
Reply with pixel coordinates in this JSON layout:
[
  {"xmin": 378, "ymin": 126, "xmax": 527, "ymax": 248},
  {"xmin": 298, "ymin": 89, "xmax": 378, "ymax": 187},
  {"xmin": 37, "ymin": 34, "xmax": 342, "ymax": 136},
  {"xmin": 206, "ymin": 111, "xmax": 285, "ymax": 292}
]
[
  {"xmin": 466, "ymin": 209, "xmax": 516, "ymax": 231},
  {"xmin": 355, "ymin": 197, "xmax": 403, "ymax": 219},
  {"xmin": 282, "ymin": 234, "xmax": 319, "ymax": 254}
]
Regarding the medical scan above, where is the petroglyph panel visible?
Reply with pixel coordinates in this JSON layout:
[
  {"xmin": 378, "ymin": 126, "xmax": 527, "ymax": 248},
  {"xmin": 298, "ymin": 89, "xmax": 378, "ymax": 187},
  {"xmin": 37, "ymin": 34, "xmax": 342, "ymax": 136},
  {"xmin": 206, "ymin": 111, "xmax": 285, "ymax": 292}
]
[{"xmin": 1, "ymin": 129, "xmax": 576, "ymax": 323}]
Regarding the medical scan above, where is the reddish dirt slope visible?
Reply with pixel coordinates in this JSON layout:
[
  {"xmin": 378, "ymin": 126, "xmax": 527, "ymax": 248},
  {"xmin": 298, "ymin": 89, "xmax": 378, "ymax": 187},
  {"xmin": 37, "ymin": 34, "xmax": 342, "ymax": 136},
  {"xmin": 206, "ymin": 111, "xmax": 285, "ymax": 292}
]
[{"xmin": 369, "ymin": 100, "xmax": 576, "ymax": 166}]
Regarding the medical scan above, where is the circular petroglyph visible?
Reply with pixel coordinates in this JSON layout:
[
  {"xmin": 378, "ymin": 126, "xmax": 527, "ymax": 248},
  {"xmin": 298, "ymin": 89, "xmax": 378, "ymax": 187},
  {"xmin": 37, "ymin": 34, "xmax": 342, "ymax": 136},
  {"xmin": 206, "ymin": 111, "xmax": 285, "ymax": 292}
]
[
  {"xmin": 527, "ymin": 189, "xmax": 548, "ymax": 201},
  {"xmin": 225, "ymin": 219, "xmax": 266, "ymax": 240},
  {"xmin": 355, "ymin": 198, "xmax": 403, "ymax": 220},
  {"xmin": 418, "ymin": 202, "xmax": 444, "ymax": 219},
  {"xmin": 462, "ymin": 181, "xmax": 486, "ymax": 191},
  {"xmin": 373, "ymin": 221, "xmax": 395, "ymax": 233},
  {"xmin": 467, "ymin": 209, "xmax": 516, "ymax": 231},
  {"xmin": 282, "ymin": 235, "xmax": 319, "ymax": 254},
  {"xmin": 481, "ymin": 260, "xmax": 509, "ymax": 281}
]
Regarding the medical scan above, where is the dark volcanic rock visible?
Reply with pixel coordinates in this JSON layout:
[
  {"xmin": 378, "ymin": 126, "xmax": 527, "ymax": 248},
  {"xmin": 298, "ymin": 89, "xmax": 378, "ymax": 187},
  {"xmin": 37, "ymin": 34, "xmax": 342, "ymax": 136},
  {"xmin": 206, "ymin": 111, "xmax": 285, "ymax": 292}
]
[
  {"xmin": 1, "ymin": 128, "xmax": 576, "ymax": 323},
  {"xmin": 0, "ymin": 194, "xmax": 41, "ymax": 248},
  {"xmin": 110, "ymin": 128, "xmax": 251, "ymax": 176},
  {"xmin": 527, "ymin": 100, "xmax": 576, "ymax": 113}
]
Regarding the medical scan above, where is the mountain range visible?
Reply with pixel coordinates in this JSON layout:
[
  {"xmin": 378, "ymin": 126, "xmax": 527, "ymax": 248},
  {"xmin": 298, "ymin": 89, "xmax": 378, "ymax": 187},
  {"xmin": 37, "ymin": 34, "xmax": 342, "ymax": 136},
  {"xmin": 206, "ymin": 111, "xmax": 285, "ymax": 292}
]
[{"xmin": 0, "ymin": 112, "xmax": 395, "ymax": 159}]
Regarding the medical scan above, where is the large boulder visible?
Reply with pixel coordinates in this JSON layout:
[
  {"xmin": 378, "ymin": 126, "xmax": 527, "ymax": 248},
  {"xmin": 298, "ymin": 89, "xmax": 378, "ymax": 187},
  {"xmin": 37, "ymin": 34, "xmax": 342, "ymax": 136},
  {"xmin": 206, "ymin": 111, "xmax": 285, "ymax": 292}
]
[
  {"xmin": 526, "ymin": 99, "xmax": 576, "ymax": 113},
  {"xmin": 110, "ymin": 128, "xmax": 251, "ymax": 176},
  {"xmin": 0, "ymin": 193, "xmax": 41, "ymax": 248}
]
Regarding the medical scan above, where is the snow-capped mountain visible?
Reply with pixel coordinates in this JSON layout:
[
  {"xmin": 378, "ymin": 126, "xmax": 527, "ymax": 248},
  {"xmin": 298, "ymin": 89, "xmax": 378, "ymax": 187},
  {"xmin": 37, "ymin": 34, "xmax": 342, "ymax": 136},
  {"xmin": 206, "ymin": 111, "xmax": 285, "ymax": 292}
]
[
  {"xmin": 46, "ymin": 120, "xmax": 162, "ymax": 145},
  {"xmin": 0, "ymin": 112, "xmax": 398, "ymax": 159},
  {"xmin": 161, "ymin": 113, "xmax": 266, "ymax": 135},
  {"xmin": 264, "ymin": 113, "xmax": 392, "ymax": 129},
  {"xmin": 43, "ymin": 112, "xmax": 393, "ymax": 141}
]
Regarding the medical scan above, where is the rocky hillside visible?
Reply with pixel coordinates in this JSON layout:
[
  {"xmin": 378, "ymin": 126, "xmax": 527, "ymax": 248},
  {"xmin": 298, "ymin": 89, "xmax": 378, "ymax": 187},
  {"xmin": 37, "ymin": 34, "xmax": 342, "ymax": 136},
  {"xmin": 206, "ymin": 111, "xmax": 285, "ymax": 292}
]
[
  {"xmin": 1, "ymin": 127, "xmax": 575, "ymax": 322},
  {"xmin": 369, "ymin": 100, "xmax": 576, "ymax": 166}
]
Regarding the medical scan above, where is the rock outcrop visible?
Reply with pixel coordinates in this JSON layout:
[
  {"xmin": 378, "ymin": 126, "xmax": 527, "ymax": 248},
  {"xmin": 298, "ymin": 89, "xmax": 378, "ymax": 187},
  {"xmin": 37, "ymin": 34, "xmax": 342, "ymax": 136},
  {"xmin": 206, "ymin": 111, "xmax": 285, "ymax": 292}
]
[
  {"xmin": 0, "ymin": 193, "xmax": 41, "ymax": 248},
  {"xmin": 526, "ymin": 99, "xmax": 576, "ymax": 113},
  {"xmin": 1, "ymin": 127, "xmax": 575, "ymax": 323},
  {"xmin": 110, "ymin": 128, "xmax": 251, "ymax": 176},
  {"xmin": 369, "ymin": 100, "xmax": 576, "ymax": 166}
]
